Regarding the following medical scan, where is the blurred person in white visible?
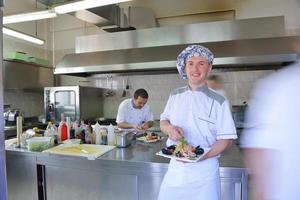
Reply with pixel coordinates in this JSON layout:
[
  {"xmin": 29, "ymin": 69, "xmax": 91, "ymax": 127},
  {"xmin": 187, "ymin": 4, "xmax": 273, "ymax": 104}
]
[
  {"xmin": 207, "ymin": 74, "xmax": 227, "ymax": 97},
  {"xmin": 240, "ymin": 60, "xmax": 300, "ymax": 199},
  {"xmin": 116, "ymin": 88, "xmax": 154, "ymax": 132},
  {"xmin": 158, "ymin": 45, "xmax": 237, "ymax": 200}
]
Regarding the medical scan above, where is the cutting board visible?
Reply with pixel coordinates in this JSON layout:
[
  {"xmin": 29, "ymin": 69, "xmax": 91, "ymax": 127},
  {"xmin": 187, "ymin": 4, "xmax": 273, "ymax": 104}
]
[{"xmin": 43, "ymin": 144, "xmax": 116, "ymax": 160}]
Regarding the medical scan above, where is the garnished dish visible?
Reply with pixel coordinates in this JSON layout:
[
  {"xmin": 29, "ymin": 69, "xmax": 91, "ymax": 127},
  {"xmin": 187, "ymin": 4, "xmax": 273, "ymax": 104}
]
[
  {"xmin": 136, "ymin": 132, "xmax": 163, "ymax": 143},
  {"xmin": 156, "ymin": 138, "xmax": 209, "ymax": 162}
]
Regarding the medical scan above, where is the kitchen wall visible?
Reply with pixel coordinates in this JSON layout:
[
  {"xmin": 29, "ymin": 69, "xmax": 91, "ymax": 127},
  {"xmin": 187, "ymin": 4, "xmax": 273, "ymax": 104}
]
[
  {"xmin": 3, "ymin": 90, "xmax": 44, "ymax": 118},
  {"xmin": 57, "ymin": 69, "xmax": 274, "ymax": 120}
]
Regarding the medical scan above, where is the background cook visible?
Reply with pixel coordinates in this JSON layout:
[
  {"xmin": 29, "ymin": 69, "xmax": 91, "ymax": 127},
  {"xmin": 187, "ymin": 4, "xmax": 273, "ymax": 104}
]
[{"xmin": 116, "ymin": 88, "xmax": 154, "ymax": 132}]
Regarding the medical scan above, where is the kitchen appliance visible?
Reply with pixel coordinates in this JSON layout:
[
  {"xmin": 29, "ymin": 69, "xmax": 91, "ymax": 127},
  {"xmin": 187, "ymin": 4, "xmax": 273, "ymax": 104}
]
[
  {"xmin": 115, "ymin": 130, "xmax": 134, "ymax": 148},
  {"xmin": 232, "ymin": 102, "xmax": 248, "ymax": 129},
  {"xmin": 44, "ymin": 86, "xmax": 103, "ymax": 124}
]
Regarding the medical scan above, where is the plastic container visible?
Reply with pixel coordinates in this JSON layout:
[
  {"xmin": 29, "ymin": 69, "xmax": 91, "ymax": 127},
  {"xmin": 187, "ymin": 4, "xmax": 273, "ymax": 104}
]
[
  {"xmin": 28, "ymin": 57, "xmax": 50, "ymax": 66},
  {"xmin": 27, "ymin": 137, "xmax": 54, "ymax": 151},
  {"xmin": 4, "ymin": 51, "xmax": 28, "ymax": 62}
]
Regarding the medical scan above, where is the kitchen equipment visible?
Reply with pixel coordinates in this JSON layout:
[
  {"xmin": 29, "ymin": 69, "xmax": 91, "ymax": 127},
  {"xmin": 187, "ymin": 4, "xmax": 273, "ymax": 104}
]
[
  {"xmin": 104, "ymin": 75, "xmax": 115, "ymax": 97},
  {"xmin": 44, "ymin": 86, "xmax": 104, "ymax": 124},
  {"xmin": 115, "ymin": 130, "xmax": 134, "ymax": 148},
  {"xmin": 121, "ymin": 77, "xmax": 129, "ymax": 97},
  {"xmin": 231, "ymin": 102, "xmax": 248, "ymax": 128},
  {"xmin": 55, "ymin": 16, "xmax": 298, "ymax": 76}
]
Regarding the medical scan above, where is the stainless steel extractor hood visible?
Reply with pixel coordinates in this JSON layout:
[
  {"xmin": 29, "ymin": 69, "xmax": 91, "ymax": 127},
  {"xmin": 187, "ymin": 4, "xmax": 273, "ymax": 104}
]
[{"xmin": 55, "ymin": 16, "xmax": 300, "ymax": 76}]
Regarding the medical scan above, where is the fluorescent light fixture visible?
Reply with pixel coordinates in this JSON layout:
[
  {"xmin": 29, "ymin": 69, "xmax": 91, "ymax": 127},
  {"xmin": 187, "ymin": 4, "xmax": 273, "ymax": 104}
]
[
  {"xmin": 54, "ymin": 0, "xmax": 132, "ymax": 14},
  {"xmin": 3, "ymin": 27, "xmax": 44, "ymax": 45},
  {"xmin": 3, "ymin": 10, "xmax": 57, "ymax": 24}
]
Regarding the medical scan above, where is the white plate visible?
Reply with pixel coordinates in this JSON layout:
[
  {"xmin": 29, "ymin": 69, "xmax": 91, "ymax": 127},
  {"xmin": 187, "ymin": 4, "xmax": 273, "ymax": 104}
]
[
  {"xmin": 136, "ymin": 136, "xmax": 164, "ymax": 143},
  {"xmin": 156, "ymin": 147, "xmax": 210, "ymax": 163}
]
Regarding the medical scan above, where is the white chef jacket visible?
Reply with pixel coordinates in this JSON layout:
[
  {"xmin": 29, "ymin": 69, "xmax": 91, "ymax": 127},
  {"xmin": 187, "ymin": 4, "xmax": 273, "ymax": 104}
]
[
  {"xmin": 116, "ymin": 98, "xmax": 153, "ymax": 126},
  {"xmin": 158, "ymin": 84, "xmax": 237, "ymax": 200},
  {"xmin": 240, "ymin": 62, "xmax": 300, "ymax": 200}
]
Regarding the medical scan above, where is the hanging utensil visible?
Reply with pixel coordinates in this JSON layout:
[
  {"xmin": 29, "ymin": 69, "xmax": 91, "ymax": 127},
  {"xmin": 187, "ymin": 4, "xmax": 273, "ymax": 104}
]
[
  {"xmin": 105, "ymin": 75, "xmax": 115, "ymax": 97},
  {"xmin": 122, "ymin": 78, "xmax": 126, "ymax": 97}
]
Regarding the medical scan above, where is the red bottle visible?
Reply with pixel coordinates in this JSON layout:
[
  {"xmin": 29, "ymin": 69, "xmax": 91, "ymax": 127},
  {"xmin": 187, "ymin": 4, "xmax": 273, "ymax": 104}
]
[{"xmin": 61, "ymin": 122, "xmax": 68, "ymax": 141}]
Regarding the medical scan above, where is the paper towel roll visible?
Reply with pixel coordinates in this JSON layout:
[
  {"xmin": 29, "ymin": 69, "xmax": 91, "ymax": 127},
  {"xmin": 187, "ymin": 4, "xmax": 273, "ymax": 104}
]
[{"xmin": 16, "ymin": 116, "xmax": 23, "ymax": 147}]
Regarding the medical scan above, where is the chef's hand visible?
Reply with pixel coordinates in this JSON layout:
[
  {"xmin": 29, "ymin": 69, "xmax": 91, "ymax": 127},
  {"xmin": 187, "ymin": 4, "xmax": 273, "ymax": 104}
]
[
  {"xmin": 133, "ymin": 125, "xmax": 144, "ymax": 132},
  {"xmin": 168, "ymin": 126, "xmax": 184, "ymax": 141},
  {"xmin": 141, "ymin": 123, "xmax": 149, "ymax": 131}
]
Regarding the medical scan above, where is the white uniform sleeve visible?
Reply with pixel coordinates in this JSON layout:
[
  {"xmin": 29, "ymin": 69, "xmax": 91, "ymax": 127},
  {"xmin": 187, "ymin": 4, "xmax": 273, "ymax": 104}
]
[
  {"xmin": 216, "ymin": 100, "xmax": 237, "ymax": 140},
  {"xmin": 160, "ymin": 95, "xmax": 173, "ymax": 121},
  {"xmin": 240, "ymin": 79, "xmax": 282, "ymax": 149},
  {"xmin": 116, "ymin": 100, "xmax": 127, "ymax": 123},
  {"xmin": 144, "ymin": 105, "xmax": 154, "ymax": 122}
]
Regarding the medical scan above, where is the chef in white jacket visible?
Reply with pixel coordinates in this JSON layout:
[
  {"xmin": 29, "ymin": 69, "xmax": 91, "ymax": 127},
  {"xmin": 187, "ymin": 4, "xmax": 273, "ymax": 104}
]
[
  {"xmin": 240, "ymin": 61, "xmax": 300, "ymax": 200},
  {"xmin": 158, "ymin": 45, "xmax": 237, "ymax": 200},
  {"xmin": 116, "ymin": 88, "xmax": 154, "ymax": 132}
]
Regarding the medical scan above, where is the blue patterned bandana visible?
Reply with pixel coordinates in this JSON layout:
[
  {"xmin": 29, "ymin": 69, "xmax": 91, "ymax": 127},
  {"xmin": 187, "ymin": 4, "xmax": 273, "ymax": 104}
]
[{"xmin": 176, "ymin": 45, "xmax": 214, "ymax": 79}]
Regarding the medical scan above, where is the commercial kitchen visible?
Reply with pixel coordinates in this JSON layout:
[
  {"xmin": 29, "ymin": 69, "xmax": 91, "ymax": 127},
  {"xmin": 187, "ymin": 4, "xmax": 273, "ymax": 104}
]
[{"xmin": 1, "ymin": 0, "xmax": 300, "ymax": 199}]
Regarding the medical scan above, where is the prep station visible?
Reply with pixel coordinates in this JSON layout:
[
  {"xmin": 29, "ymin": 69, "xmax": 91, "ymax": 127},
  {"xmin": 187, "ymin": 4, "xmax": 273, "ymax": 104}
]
[{"xmin": 6, "ymin": 138, "xmax": 247, "ymax": 200}]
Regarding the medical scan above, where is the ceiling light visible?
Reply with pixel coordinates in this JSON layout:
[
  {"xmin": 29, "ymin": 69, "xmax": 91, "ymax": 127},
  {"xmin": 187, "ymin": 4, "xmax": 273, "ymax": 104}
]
[
  {"xmin": 3, "ymin": 10, "xmax": 57, "ymax": 24},
  {"xmin": 3, "ymin": 27, "xmax": 44, "ymax": 45},
  {"xmin": 54, "ymin": 0, "xmax": 132, "ymax": 14}
]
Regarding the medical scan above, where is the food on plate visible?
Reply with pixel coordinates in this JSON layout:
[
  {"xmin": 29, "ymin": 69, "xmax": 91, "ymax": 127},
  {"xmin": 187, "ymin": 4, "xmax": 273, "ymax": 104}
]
[
  {"xmin": 161, "ymin": 138, "xmax": 204, "ymax": 160},
  {"xmin": 143, "ymin": 132, "xmax": 162, "ymax": 141}
]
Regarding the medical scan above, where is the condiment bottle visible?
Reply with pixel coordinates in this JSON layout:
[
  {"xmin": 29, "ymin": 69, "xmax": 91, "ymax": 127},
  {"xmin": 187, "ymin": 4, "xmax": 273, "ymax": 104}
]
[
  {"xmin": 94, "ymin": 121, "xmax": 102, "ymax": 145},
  {"xmin": 100, "ymin": 127, "xmax": 108, "ymax": 145},
  {"xmin": 107, "ymin": 124, "xmax": 115, "ymax": 145},
  {"xmin": 60, "ymin": 114, "xmax": 68, "ymax": 141}
]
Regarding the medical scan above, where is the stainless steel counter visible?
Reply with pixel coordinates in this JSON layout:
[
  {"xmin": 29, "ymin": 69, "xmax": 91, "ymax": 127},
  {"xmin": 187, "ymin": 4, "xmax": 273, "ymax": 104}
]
[{"xmin": 6, "ymin": 138, "xmax": 247, "ymax": 200}]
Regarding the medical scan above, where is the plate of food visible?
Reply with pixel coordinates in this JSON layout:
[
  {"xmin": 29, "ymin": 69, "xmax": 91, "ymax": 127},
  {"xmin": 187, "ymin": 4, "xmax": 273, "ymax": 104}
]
[
  {"xmin": 136, "ymin": 132, "xmax": 163, "ymax": 143},
  {"xmin": 156, "ymin": 138, "xmax": 210, "ymax": 163}
]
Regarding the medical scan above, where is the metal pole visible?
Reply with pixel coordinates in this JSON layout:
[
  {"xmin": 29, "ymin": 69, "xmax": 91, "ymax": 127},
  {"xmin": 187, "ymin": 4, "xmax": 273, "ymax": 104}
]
[{"xmin": 0, "ymin": 0, "xmax": 8, "ymax": 199}]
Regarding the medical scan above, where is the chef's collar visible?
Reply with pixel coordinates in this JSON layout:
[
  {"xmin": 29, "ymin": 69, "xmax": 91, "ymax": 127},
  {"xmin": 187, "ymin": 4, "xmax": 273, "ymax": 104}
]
[
  {"xmin": 130, "ymin": 99, "xmax": 139, "ymax": 109},
  {"xmin": 187, "ymin": 84, "xmax": 209, "ymax": 93}
]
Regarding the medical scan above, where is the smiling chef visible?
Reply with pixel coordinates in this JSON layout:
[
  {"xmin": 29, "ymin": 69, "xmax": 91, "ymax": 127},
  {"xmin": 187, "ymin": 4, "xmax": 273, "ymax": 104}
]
[{"xmin": 158, "ymin": 45, "xmax": 237, "ymax": 200}]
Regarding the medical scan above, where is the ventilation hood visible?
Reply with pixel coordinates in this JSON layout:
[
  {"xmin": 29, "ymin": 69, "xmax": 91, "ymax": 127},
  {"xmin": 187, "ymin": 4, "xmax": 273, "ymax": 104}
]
[
  {"xmin": 55, "ymin": 16, "xmax": 300, "ymax": 76},
  {"xmin": 73, "ymin": 5, "xmax": 157, "ymax": 31}
]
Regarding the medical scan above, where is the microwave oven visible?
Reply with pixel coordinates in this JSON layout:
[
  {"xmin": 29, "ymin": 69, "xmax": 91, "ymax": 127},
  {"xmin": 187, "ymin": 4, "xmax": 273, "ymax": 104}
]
[{"xmin": 44, "ymin": 86, "xmax": 103, "ymax": 123}]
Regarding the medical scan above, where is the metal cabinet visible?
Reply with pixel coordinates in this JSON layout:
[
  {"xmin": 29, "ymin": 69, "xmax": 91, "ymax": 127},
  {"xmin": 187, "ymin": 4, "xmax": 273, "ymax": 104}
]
[
  {"xmin": 6, "ymin": 150, "xmax": 248, "ymax": 200},
  {"xmin": 6, "ymin": 152, "xmax": 38, "ymax": 200},
  {"xmin": 220, "ymin": 168, "xmax": 248, "ymax": 200},
  {"xmin": 44, "ymin": 165, "xmax": 139, "ymax": 200}
]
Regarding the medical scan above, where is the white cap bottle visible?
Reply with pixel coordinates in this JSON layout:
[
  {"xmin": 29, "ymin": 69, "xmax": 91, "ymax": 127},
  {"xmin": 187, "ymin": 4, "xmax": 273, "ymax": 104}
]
[
  {"xmin": 94, "ymin": 121, "xmax": 102, "ymax": 145},
  {"xmin": 107, "ymin": 124, "xmax": 115, "ymax": 146}
]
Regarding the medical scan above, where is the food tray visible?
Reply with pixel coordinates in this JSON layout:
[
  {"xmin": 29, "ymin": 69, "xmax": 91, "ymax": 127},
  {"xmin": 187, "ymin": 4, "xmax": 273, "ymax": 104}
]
[
  {"xmin": 156, "ymin": 147, "xmax": 210, "ymax": 163},
  {"xmin": 136, "ymin": 136, "xmax": 164, "ymax": 143}
]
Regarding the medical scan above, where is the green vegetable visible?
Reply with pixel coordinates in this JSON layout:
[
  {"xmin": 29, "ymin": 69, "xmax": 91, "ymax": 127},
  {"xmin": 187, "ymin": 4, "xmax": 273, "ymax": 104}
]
[
  {"xmin": 179, "ymin": 137, "xmax": 188, "ymax": 147},
  {"xmin": 27, "ymin": 137, "xmax": 54, "ymax": 151}
]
